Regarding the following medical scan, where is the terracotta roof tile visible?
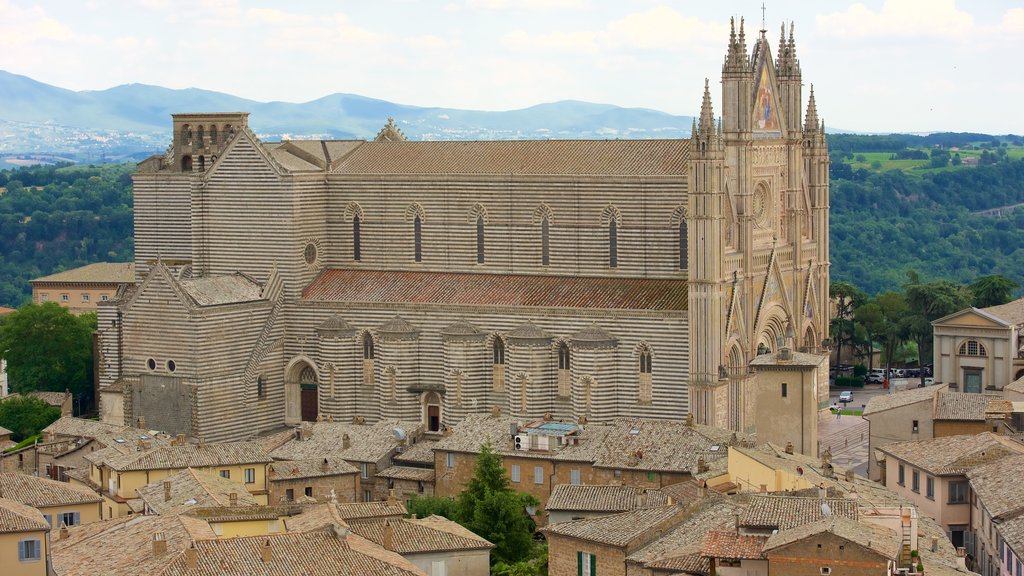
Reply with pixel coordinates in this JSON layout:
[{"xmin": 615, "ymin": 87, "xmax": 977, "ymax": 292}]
[
  {"xmin": 178, "ymin": 273, "xmax": 264, "ymax": 306},
  {"xmin": 0, "ymin": 497, "xmax": 51, "ymax": 533},
  {"xmin": 701, "ymin": 530, "xmax": 768, "ymax": 559},
  {"xmin": 863, "ymin": 384, "xmax": 945, "ymax": 416},
  {"xmin": 546, "ymin": 484, "xmax": 670, "ymax": 513},
  {"xmin": 31, "ymin": 262, "xmax": 134, "ymax": 284},
  {"xmin": 0, "ymin": 472, "xmax": 101, "ymax": 508},
  {"xmin": 627, "ymin": 497, "xmax": 747, "ymax": 568},
  {"xmin": 269, "ymin": 420, "xmax": 418, "ymax": 463},
  {"xmin": 935, "ymin": 392, "xmax": 997, "ymax": 421},
  {"xmin": 335, "ymin": 500, "xmax": 408, "ymax": 522},
  {"xmin": 86, "ymin": 441, "xmax": 271, "ymax": 471},
  {"xmin": 393, "ymin": 440, "xmax": 438, "ymax": 465},
  {"xmin": 966, "ymin": 453, "xmax": 1024, "ymax": 518},
  {"xmin": 351, "ymin": 516, "xmax": 493, "ymax": 554},
  {"xmin": 331, "ymin": 139, "xmax": 690, "ymax": 176},
  {"xmin": 43, "ymin": 416, "xmax": 173, "ymax": 453},
  {"xmin": 136, "ymin": 468, "xmax": 257, "ymax": 515},
  {"xmin": 544, "ymin": 505, "xmax": 686, "ymax": 547},
  {"xmin": 741, "ymin": 495, "xmax": 858, "ymax": 530},
  {"xmin": 879, "ymin": 432, "xmax": 1023, "ymax": 476},
  {"xmin": 303, "ymin": 269, "xmax": 688, "ymax": 311},
  {"xmin": 981, "ymin": 296, "xmax": 1024, "ymax": 326},
  {"xmin": 764, "ymin": 516, "xmax": 901, "ymax": 559},
  {"xmin": 269, "ymin": 458, "xmax": 359, "ymax": 480},
  {"xmin": 375, "ymin": 466, "xmax": 436, "ymax": 482}
]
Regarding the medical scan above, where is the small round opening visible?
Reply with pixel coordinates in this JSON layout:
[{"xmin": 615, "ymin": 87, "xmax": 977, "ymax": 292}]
[
  {"xmin": 304, "ymin": 243, "xmax": 317, "ymax": 265},
  {"xmin": 147, "ymin": 358, "xmax": 156, "ymax": 371},
  {"xmin": 167, "ymin": 360, "xmax": 176, "ymax": 372}
]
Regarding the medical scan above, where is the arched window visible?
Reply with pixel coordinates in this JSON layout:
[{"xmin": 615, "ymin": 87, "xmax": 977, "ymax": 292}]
[
  {"xmin": 492, "ymin": 336, "xmax": 505, "ymax": 392},
  {"xmin": 414, "ymin": 215, "xmax": 423, "ymax": 263},
  {"xmin": 454, "ymin": 370, "xmax": 464, "ymax": 405},
  {"xmin": 181, "ymin": 124, "xmax": 192, "ymax": 144},
  {"xmin": 517, "ymin": 373, "xmax": 529, "ymax": 414},
  {"xmin": 557, "ymin": 342, "xmax": 570, "ymax": 398},
  {"xmin": 196, "ymin": 125, "xmax": 205, "ymax": 147},
  {"xmin": 362, "ymin": 333, "xmax": 375, "ymax": 387},
  {"xmin": 609, "ymin": 219, "xmax": 618, "ymax": 268},
  {"xmin": 385, "ymin": 366, "xmax": 397, "ymax": 400},
  {"xmin": 353, "ymin": 214, "xmax": 361, "ymax": 261},
  {"xmin": 476, "ymin": 214, "xmax": 485, "ymax": 264},
  {"xmin": 638, "ymin": 346, "xmax": 653, "ymax": 404},
  {"xmin": 181, "ymin": 155, "xmax": 192, "ymax": 172},
  {"xmin": 958, "ymin": 340, "xmax": 987, "ymax": 357},
  {"xmin": 209, "ymin": 125, "xmax": 218, "ymax": 145},
  {"xmin": 198, "ymin": 156, "xmax": 205, "ymax": 171},
  {"xmin": 541, "ymin": 216, "xmax": 550, "ymax": 266},
  {"xmin": 678, "ymin": 220, "xmax": 687, "ymax": 270}
]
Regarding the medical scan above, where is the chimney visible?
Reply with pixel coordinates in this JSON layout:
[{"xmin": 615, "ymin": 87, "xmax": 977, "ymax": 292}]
[
  {"xmin": 733, "ymin": 513, "xmax": 740, "ymax": 535},
  {"xmin": 382, "ymin": 520, "xmax": 395, "ymax": 551},
  {"xmin": 198, "ymin": 437, "xmax": 207, "ymax": 449},
  {"xmin": 760, "ymin": 484, "xmax": 767, "ymax": 494},
  {"xmin": 320, "ymin": 458, "xmax": 330, "ymax": 473},
  {"xmin": 698, "ymin": 479, "xmax": 707, "ymax": 499},
  {"xmin": 387, "ymin": 489, "xmax": 397, "ymax": 504},
  {"xmin": 152, "ymin": 532, "xmax": 167, "ymax": 555},
  {"xmin": 785, "ymin": 441, "xmax": 794, "ymax": 455},
  {"xmin": 260, "ymin": 539, "xmax": 272, "ymax": 563},
  {"xmin": 229, "ymin": 492, "xmax": 238, "ymax": 506},
  {"xmin": 931, "ymin": 536, "xmax": 939, "ymax": 552},
  {"xmin": 410, "ymin": 513, "xmax": 417, "ymax": 519},
  {"xmin": 163, "ymin": 480, "xmax": 172, "ymax": 502},
  {"xmin": 845, "ymin": 469, "xmax": 855, "ymax": 482},
  {"xmin": 697, "ymin": 456, "xmax": 708, "ymax": 473},
  {"xmin": 491, "ymin": 405, "xmax": 501, "ymax": 417},
  {"xmin": 342, "ymin": 434, "xmax": 351, "ymax": 449},
  {"xmin": 175, "ymin": 434, "xmax": 185, "ymax": 446},
  {"xmin": 137, "ymin": 416, "xmax": 146, "ymax": 429},
  {"xmin": 185, "ymin": 544, "xmax": 198, "ymax": 569},
  {"xmin": 818, "ymin": 483, "xmax": 827, "ymax": 500},
  {"xmin": 60, "ymin": 525, "xmax": 69, "ymax": 540},
  {"xmin": 543, "ymin": 412, "xmax": 553, "ymax": 421}
]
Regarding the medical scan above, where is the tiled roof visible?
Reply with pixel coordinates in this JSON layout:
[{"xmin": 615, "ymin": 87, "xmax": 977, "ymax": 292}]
[
  {"xmin": 0, "ymin": 472, "xmax": 101, "ymax": 507},
  {"xmin": 1007, "ymin": 376, "xmax": 1024, "ymax": 395},
  {"xmin": 282, "ymin": 502, "xmax": 350, "ymax": 534},
  {"xmin": 0, "ymin": 425, "xmax": 11, "ymax": 437},
  {"xmin": 982, "ymin": 296, "xmax": 1024, "ymax": 326},
  {"xmin": 440, "ymin": 319, "xmax": 481, "ymax": 337},
  {"xmin": 506, "ymin": 321, "xmax": 550, "ymax": 340},
  {"xmin": 432, "ymin": 413, "xmax": 612, "ymax": 463},
  {"xmin": 269, "ymin": 458, "xmax": 359, "ymax": 480},
  {"xmin": 377, "ymin": 315, "xmax": 418, "ymax": 334},
  {"xmin": 659, "ymin": 479, "xmax": 721, "ymax": 505},
  {"xmin": 741, "ymin": 495, "xmax": 858, "ymax": 530},
  {"xmin": 764, "ymin": 516, "xmax": 901, "ymax": 559},
  {"xmin": 43, "ymin": 416, "xmax": 172, "ymax": 453},
  {"xmin": 375, "ymin": 466, "xmax": 436, "ymax": 482},
  {"xmin": 546, "ymin": 484, "xmax": 670, "ymax": 513},
  {"xmin": 591, "ymin": 419, "xmax": 745, "ymax": 473},
  {"xmin": 31, "ymin": 262, "xmax": 135, "ymax": 284},
  {"xmin": 29, "ymin": 390, "xmax": 69, "ymax": 406},
  {"xmin": 86, "ymin": 442, "xmax": 271, "ymax": 471},
  {"xmin": 935, "ymin": 392, "xmax": 996, "ymax": 421},
  {"xmin": 544, "ymin": 505, "xmax": 685, "ymax": 547},
  {"xmin": 187, "ymin": 505, "xmax": 298, "ymax": 523},
  {"xmin": 966, "ymin": 453, "xmax": 1024, "ymax": 518},
  {"xmin": 269, "ymin": 420, "xmax": 418, "ymax": 463},
  {"xmin": 158, "ymin": 530, "xmax": 428, "ymax": 576},
  {"xmin": 863, "ymin": 384, "xmax": 945, "ymax": 416},
  {"xmin": 878, "ymin": 432, "xmax": 1023, "ymax": 476},
  {"xmin": 351, "ymin": 516, "xmax": 493, "ymax": 554},
  {"xmin": 998, "ymin": 514, "xmax": 1024, "ymax": 562},
  {"xmin": 749, "ymin": 350, "xmax": 827, "ymax": 368},
  {"xmin": 572, "ymin": 322, "xmax": 618, "ymax": 345},
  {"xmin": 336, "ymin": 500, "xmax": 408, "ymax": 522},
  {"xmin": 628, "ymin": 497, "xmax": 747, "ymax": 571},
  {"xmin": 393, "ymin": 440, "xmax": 437, "ymax": 465},
  {"xmin": 178, "ymin": 273, "xmax": 263, "ymax": 306},
  {"xmin": 136, "ymin": 468, "xmax": 257, "ymax": 515},
  {"xmin": 303, "ymin": 269, "xmax": 688, "ymax": 311},
  {"xmin": 330, "ymin": 139, "xmax": 691, "ymax": 176},
  {"xmin": 0, "ymin": 306, "xmax": 15, "ymax": 315},
  {"xmin": 0, "ymin": 497, "xmax": 51, "ymax": 533},
  {"xmin": 701, "ymin": 530, "xmax": 768, "ymax": 559}
]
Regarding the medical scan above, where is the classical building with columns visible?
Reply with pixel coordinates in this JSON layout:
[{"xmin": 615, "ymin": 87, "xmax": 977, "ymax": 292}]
[{"xmin": 97, "ymin": 18, "xmax": 830, "ymax": 442}]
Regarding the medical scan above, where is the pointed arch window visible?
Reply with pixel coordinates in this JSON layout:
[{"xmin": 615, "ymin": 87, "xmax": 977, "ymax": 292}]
[
  {"xmin": 476, "ymin": 214, "xmax": 485, "ymax": 264},
  {"xmin": 492, "ymin": 336, "xmax": 505, "ymax": 392},
  {"xmin": 557, "ymin": 342, "xmax": 570, "ymax": 398},
  {"xmin": 362, "ymin": 333, "xmax": 375, "ymax": 387},
  {"xmin": 609, "ymin": 219, "xmax": 618, "ymax": 268},
  {"xmin": 353, "ymin": 214, "xmax": 361, "ymax": 261},
  {"xmin": 678, "ymin": 220, "xmax": 687, "ymax": 270},
  {"xmin": 638, "ymin": 346, "xmax": 653, "ymax": 404},
  {"xmin": 541, "ymin": 216, "xmax": 550, "ymax": 266},
  {"xmin": 414, "ymin": 215, "xmax": 423, "ymax": 263}
]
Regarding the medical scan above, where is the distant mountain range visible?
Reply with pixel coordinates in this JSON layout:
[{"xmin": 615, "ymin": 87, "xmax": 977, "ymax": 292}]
[{"xmin": 0, "ymin": 70, "xmax": 695, "ymax": 164}]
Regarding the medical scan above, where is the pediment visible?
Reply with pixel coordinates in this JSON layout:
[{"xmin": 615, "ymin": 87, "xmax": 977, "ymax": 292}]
[{"xmin": 934, "ymin": 308, "xmax": 1010, "ymax": 329}]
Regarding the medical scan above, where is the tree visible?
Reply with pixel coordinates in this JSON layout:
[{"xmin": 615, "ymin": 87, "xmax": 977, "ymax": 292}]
[
  {"xmin": 970, "ymin": 275, "xmax": 1020, "ymax": 308},
  {"xmin": 0, "ymin": 303, "xmax": 96, "ymax": 399},
  {"xmin": 456, "ymin": 442, "xmax": 539, "ymax": 565},
  {"xmin": 903, "ymin": 274, "xmax": 973, "ymax": 386},
  {"xmin": 406, "ymin": 495, "xmax": 458, "ymax": 520},
  {"xmin": 0, "ymin": 395, "xmax": 61, "ymax": 441},
  {"xmin": 830, "ymin": 282, "xmax": 866, "ymax": 367}
]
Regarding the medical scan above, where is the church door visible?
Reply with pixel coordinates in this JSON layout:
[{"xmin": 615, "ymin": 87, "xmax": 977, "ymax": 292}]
[
  {"xmin": 428, "ymin": 405, "xmax": 440, "ymax": 433},
  {"xmin": 301, "ymin": 385, "xmax": 318, "ymax": 421}
]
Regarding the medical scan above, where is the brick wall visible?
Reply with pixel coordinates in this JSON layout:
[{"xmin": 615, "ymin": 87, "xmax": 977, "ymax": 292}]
[
  {"xmin": 268, "ymin": 473, "xmax": 359, "ymax": 504},
  {"xmin": 547, "ymin": 533, "xmax": 627, "ymax": 576}
]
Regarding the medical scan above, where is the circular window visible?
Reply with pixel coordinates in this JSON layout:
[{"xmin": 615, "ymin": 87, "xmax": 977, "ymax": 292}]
[
  {"xmin": 752, "ymin": 188, "xmax": 770, "ymax": 229},
  {"xmin": 147, "ymin": 358, "xmax": 156, "ymax": 371},
  {"xmin": 304, "ymin": 242, "xmax": 318, "ymax": 265},
  {"xmin": 167, "ymin": 360, "xmax": 177, "ymax": 372}
]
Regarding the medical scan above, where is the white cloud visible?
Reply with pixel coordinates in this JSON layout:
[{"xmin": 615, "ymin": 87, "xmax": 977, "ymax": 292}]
[
  {"xmin": 406, "ymin": 35, "xmax": 451, "ymax": 50},
  {"xmin": 1003, "ymin": 8, "xmax": 1024, "ymax": 33},
  {"xmin": 604, "ymin": 6, "xmax": 725, "ymax": 50},
  {"xmin": 816, "ymin": 0, "xmax": 974, "ymax": 39},
  {"xmin": 503, "ymin": 29, "xmax": 600, "ymax": 54},
  {"xmin": 466, "ymin": 0, "xmax": 588, "ymax": 11},
  {"xmin": 0, "ymin": 1, "xmax": 76, "ymax": 47},
  {"xmin": 249, "ymin": 11, "xmax": 389, "ymax": 51}
]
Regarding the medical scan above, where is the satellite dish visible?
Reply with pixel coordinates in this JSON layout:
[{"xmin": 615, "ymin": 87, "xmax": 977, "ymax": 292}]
[
  {"xmin": 821, "ymin": 502, "xmax": 832, "ymax": 517},
  {"xmin": 392, "ymin": 427, "xmax": 407, "ymax": 441}
]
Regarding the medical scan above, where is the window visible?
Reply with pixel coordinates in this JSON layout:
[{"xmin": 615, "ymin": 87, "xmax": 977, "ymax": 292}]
[
  {"xmin": 558, "ymin": 342, "xmax": 571, "ymax": 398},
  {"xmin": 147, "ymin": 358, "xmax": 157, "ymax": 371},
  {"xmin": 476, "ymin": 214, "xmax": 485, "ymax": 264},
  {"xmin": 414, "ymin": 214, "xmax": 423, "ymax": 262},
  {"xmin": 912, "ymin": 470, "xmax": 920, "ymax": 493},
  {"xmin": 898, "ymin": 464, "xmax": 905, "ymax": 486},
  {"xmin": 647, "ymin": 471, "xmax": 656, "ymax": 481},
  {"xmin": 431, "ymin": 560, "xmax": 447, "ymax": 576},
  {"xmin": 362, "ymin": 333, "xmax": 375, "ymax": 387},
  {"xmin": 220, "ymin": 470, "xmax": 231, "ymax": 479},
  {"xmin": 447, "ymin": 452, "xmax": 456, "ymax": 469},
  {"xmin": 577, "ymin": 551, "xmax": 596, "ymax": 576},
  {"xmin": 43, "ymin": 514, "xmax": 52, "ymax": 527},
  {"xmin": 511, "ymin": 464, "xmax": 520, "ymax": 483},
  {"xmin": 949, "ymin": 481, "xmax": 968, "ymax": 504},
  {"xmin": 352, "ymin": 214, "xmax": 361, "ymax": 261},
  {"xmin": 570, "ymin": 469, "xmax": 581, "ymax": 485},
  {"xmin": 60, "ymin": 512, "xmax": 80, "ymax": 526},
  {"xmin": 100, "ymin": 294, "xmax": 109, "ymax": 301},
  {"xmin": 40, "ymin": 293, "xmax": 49, "ymax": 301},
  {"xmin": 534, "ymin": 466, "xmax": 544, "ymax": 485},
  {"xmin": 210, "ymin": 125, "xmax": 218, "ymax": 145},
  {"xmin": 81, "ymin": 293, "xmax": 90, "ymax": 302},
  {"xmin": 361, "ymin": 463, "xmax": 369, "ymax": 479},
  {"xmin": 959, "ymin": 340, "xmax": 988, "ymax": 356},
  {"xmin": 286, "ymin": 489, "xmax": 295, "ymax": 502},
  {"xmin": 912, "ymin": 420, "xmax": 919, "ymax": 433},
  {"xmin": 61, "ymin": 293, "xmax": 69, "ymax": 302},
  {"xmin": 363, "ymin": 489, "xmax": 372, "ymax": 502},
  {"xmin": 781, "ymin": 382, "xmax": 788, "ymax": 398},
  {"xmin": 166, "ymin": 360, "xmax": 176, "ymax": 372},
  {"xmin": 678, "ymin": 219, "xmax": 687, "ymax": 270},
  {"xmin": 541, "ymin": 216, "xmax": 550, "ymax": 266},
  {"xmin": 492, "ymin": 337, "xmax": 505, "ymax": 392},
  {"xmin": 609, "ymin": 219, "xmax": 618, "ymax": 268},
  {"xmin": 256, "ymin": 375, "xmax": 266, "ymax": 399},
  {"xmin": 305, "ymin": 486, "xmax": 313, "ymax": 498},
  {"xmin": 244, "ymin": 468, "xmax": 255, "ymax": 484},
  {"xmin": 18, "ymin": 539, "xmax": 41, "ymax": 561},
  {"xmin": 638, "ymin": 347, "xmax": 653, "ymax": 403},
  {"xmin": 926, "ymin": 476, "xmax": 935, "ymax": 500}
]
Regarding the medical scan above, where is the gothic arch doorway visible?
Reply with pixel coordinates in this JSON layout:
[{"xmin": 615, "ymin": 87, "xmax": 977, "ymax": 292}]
[
  {"xmin": 299, "ymin": 365, "xmax": 319, "ymax": 422},
  {"xmin": 284, "ymin": 358, "xmax": 319, "ymax": 425},
  {"xmin": 422, "ymin": 391, "xmax": 442, "ymax": 433}
]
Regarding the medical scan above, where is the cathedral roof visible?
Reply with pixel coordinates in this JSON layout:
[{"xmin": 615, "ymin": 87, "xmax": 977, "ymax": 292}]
[
  {"xmin": 377, "ymin": 315, "xmax": 419, "ymax": 334},
  {"xmin": 330, "ymin": 139, "xmax": 690, "ymax": 176},
  {"xmin": 316, "ymin": 315, "xmax": 356, "ymax": 335},
  {"xmin": 303, "ymin": 270, "xmax": 688, "ymax": 311},
  {"xmin": 505, "ymin": 321, "xmax": 550, "ymax": 342},
  {"xmin": 440, "ymin": 319, "xmax": 482, "ymax": 337},
  {"xmin": 178, "ymin": 273, "xmax": 264, "ymax": 307},
  {"xmin": 572, "ymin": 322, "xmax": 618, "ymax": 346}
]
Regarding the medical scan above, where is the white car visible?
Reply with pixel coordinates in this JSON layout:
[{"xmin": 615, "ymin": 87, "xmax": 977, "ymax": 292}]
[{"xmin": 839, "ymin": 391, "xmax": 853, "ymax": 403}]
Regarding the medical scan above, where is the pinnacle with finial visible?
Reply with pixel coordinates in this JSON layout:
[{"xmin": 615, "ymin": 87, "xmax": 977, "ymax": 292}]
[
  {"xmin": 805, "ymin": 84, "xmax": 819, "ymax": 131},
  {"xmin": 699, "ymin": 78, "xmax": 716, "ymax": 135}
]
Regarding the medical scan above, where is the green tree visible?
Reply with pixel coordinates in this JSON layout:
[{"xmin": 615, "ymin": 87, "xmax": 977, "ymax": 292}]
[
  {"xmin": 830, "ymin": 282, "xmax": 866, "ymax": 367},
  {"xmin": 903, "ymin": 274, "xmax": 973, "ymax": 386},
  {"xmin": 0, "ymin": 303, "xmax": 96, "ymax": 399},
  {"xmin": 456, "ymin": 442, "xmax": 539, "ymax": 565},
  {"xmin": 0, "ymin": 395, "xmax": 61, "ymax": 441},
  {"xmin": 969, "ymin": 275, "xmax": 1020, "ymax": 308},
  {"xmin": 406, "ymin": 495, "xmax": 458, "ymax": 520}
]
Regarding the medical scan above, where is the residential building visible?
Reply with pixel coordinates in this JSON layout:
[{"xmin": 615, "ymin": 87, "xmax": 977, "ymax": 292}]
[
  {"xmin": 348, "ymin": 515, "xmax": 494, "ymax": 576},
  {"xmin": 268, "ymin": 458, "xmax": 359, "ymax": 504},
  {"xmin": 932, "ymin": 297, "xmax": 1024, "ymax": 392},
  {"xmin": 0, "ymin": 472, "xmax": 102, "ymax": 528},
  {"xmin": 135, "ymin": 467, "xmax": 258, "ymax": 515},
  {"xmin": 377, "ymin": 439, "xmax": 437, "ymax": 503},
  {"xmin": 863, "ymin": 384, "xmax": 947, "ymax": 481},
  {"xmin": 0, "ymin": 497, "xmax": 50, "ymax": 576},
  {"xmin": 30, "ymin": 262, "xmax": 135, "ymax": 315},
  {"xmin": 546, "ymin": 484, "xmax": 670, "ymax": 524},
  {"xmin": 36, "ymin": 416, "xmax": 173, "ymax": 482},
  {"xmin": 965, "ymin": 453, "xmax": 1024, "ymax": 575},
  {"xmin": 0, "ymin": 426, "xmax": 12, "ymax": 451},
  {"xmin": 748, "ymin": 347, "xmax": 828, "ymax": 455}
]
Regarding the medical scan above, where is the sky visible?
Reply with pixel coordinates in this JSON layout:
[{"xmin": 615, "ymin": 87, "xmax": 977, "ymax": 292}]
[{"xmin": 1, "ymin": 0, "xmax": 1023, "ymax": 134}]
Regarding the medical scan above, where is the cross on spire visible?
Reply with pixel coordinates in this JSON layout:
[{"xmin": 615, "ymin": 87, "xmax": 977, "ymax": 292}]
[{"xmin": 761, "ymin": 2, "xmax": 767, "ymax": 30}]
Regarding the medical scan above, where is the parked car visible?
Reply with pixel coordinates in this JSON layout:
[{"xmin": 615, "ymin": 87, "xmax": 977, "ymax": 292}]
[
  {"xmin": 865, "ymin": 372, "xmax": 885, "ymax": 384},
  {"xmin": 839, "ymin": 391, "xmax": 853, "ymax": 403}
]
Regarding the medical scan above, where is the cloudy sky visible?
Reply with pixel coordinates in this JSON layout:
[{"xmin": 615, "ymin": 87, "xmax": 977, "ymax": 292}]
[{"xmin": 2, "ymin": 0, "xmax": 1022, "ymax": 134}]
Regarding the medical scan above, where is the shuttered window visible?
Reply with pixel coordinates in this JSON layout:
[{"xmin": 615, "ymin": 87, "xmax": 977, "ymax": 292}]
[
  {"xmin": 19, "ymin": 539, "xmax": 41, "ymax": 561},
  {"xmin": 577, "ymin": 551, "xmax": 596, "ymax": 576}
]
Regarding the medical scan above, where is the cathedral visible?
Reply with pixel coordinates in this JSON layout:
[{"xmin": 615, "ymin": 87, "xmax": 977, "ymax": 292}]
[{"xmin": 97, "ymin": 18, "xmax": 831, "ymax": 442}]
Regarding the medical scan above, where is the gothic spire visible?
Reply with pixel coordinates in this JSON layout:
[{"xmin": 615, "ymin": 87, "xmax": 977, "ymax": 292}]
[
  {"xmin": 805, "ymin": 84, "xmax": 819, "ymax": 131},
  {"xmin": 724, "ymin": 16, "xmax": 750, "ymax": 72},
  {"xmin": 776, "ymin": 21, "xmax": 801, "ymax": 77},
  {"xmin": 699, "ymin": 78, "xmax": 715, "ymax": 135}
]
